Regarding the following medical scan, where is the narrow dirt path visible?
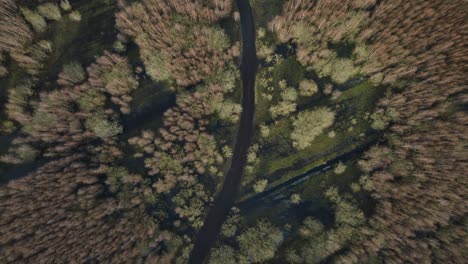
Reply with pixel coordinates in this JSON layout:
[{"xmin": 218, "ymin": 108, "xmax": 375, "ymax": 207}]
[{"xmin": 188, "ymin": 0, "xmax": 257, "ymax": 263}]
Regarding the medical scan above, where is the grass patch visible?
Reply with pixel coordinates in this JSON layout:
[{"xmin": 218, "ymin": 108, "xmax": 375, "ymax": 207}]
[{"xmin": 242, "ymin": 80, "xmax": 383, "ymax": 198}]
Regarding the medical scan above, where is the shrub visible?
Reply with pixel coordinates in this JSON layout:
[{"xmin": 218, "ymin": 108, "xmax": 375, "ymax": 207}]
[
  {"xmin": 237, "ymin": 221, "xmax": 283, "ymax": 263},
  {"xmin": 325, "ymin": 186, "xmax": 340, "ymax": 203},
  {"xmin": 334, "ymin": 162, "xmax": 347, "ymax": 174},
  {"xmin": 335, "ymin": 200, "xmax": 365, "ymax": 227},
  {"xmin": 222, "ymin": 145, "xmax": 232, "ymax": 159},
  {"xmin": 221, "ymin": 208, "xmax": 241, "ymax": 238},
  {"xmin": 351, "ymin": 182, "xmax": 361, "ymax": 193},
  {"xmin": 0, "ymin": 120, "xmax": 15, "ymax": 134},
  {"xmin": 58, "ymin": 62, "xmax": 85, "ymax": 86},
  {"xmin": 359, "ymin": 174, "xmax": 373, "ymax": 191},
  {"xmin": 371, "ymin": 108, "xmax": 398, "ymax": 130},
  {"xmin": 209, "ymin": 245, "xmax": 236, "ymax": 264},
  {"xmin": 0, "ymin": 65, "xmax": 8, "ymax": 77},
  {"xmin": 331, "ymin": 90, "xmax": 342, "ymax": 100},
  {"xmin": 260, "ymin": 124, "xmax": 270, "ymax": 138},
  {"xmin": 298, "ymin": 217, "xmax": 324, "ymax": 238},
  {"xmin": 37, "ymin": 3, "xmax": 62, "ymax": 21},
  {"xmin": 323, "ymin": 83, "xmax": 333, "ymax": 95},
  {"xmin": 270, "ymin": 101, "xmax": 297, "ymax": 118},
  {"xmin": 291, "ymin": 107, "xmax": 335, "ymax": 150},
  {"xmin": 329, "ymin": 59, "xmax": 360, "ymax": 84},
  {"xmin": 290, "ymin": 193, "xmax": 302, "ymax": 204},
  {"xmin": 14, "ymin": 144, "xmax": 39, "ymax": 163},
  {"xmin": 216, "ymin": 100, "xmax": 241, "ymax": 123},
  {"xmin": 316, "ymin": 58, "xmax": 360, "ymax": 84},
  {"xmin": 69, "ymin": 11, "xmax": 81, "ymax": 22},
  {"xmin": 253, "ymin": 179, "xmax": 268, "ymax": 193},
  {"xmin": 105, "ymin": 166, "xmax": 129, "ymax": 193},
  {"xmin": 257, "ymin": 28, "xmax": 274, "ymax": 58},
  {"xmin": 87, "ymin": 52, "xmax": 138, "ymax": 114},
  {"xmin": 78, "ymin": 89, "xmax": 106, "ymax": 112},
  {"xmin": 206, "ymin": 26, "xmax": 230, "ymax": 50},
  {"xmin": 281, "ymin": 87, "xmax": 298, "ymax": 101},
  {"xmin": 353, "ymin": 44, "xmax": 370, "ymax": 63},
  {"xmin": 370, "ymin": 111, "xmax": 388, "ymax": 130},
  {"xmin": 85, "ymin": 113, "xmax": 122, "ymax": 139},
  {"xmin": 20, "ymin": 7, "xmax": 47, "ymax": 33},
  {"xmin": 144, "ymin": 51, "xmax": 171, "ymax": 82},
  {"xmin": 299, "ymin": 79, "xmax": 318, "ymax": 96},
  {"xmin": 60, "ymin": 0, "xmax": 72, "ymax": 11},
  {"xmin": 113, "ymin": 40, "xmax": 126, "ymax": 53},
  {"xmin": 12, "ymin": 40, "xmax": 53, "ymax": 74},
  {"xmin": 6, "ymin": 82, "xmax": 34, "ymax": 124}
]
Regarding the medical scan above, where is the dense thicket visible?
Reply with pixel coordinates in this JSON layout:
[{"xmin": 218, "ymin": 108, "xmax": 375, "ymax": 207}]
[
  {"xmin": 268, "ymin": 0, "xmax": 467, "ymax": 263},
  {"xmin": 116, "ymin": 0, "xmax": 239, "ymax": 86},
  {"xmin": 0, "ymin": 0, "xmax": 466, "ymax": 262},
  {"xmin": 0, "ymin": 50, "xmax": 158, "ymax": 262},
  {"xmin": 0, "ymin": 155, "xmax": 156, "ymax": 262},
  {"xmin": 0, "ymin": 0, "xmax": 243, "ymax": 261},
  {"xmin": 333, "ymin": 0, "xmax": 467, "ymax": 262},
  {"xmin": 2, "ymin": 52, "xmax": 135, "ymax": 163},
  {"xmin": 0, "ymin": 0, "xmax": 33, "ymax": 56}
]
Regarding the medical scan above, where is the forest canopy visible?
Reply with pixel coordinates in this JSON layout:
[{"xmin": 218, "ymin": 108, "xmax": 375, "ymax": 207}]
[{"xmin": 0, "ymin": 0, "xmax": 466, "ymax": 263}]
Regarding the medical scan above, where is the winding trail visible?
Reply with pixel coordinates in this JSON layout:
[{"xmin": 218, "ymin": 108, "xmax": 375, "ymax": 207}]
[{"xmin": 188, "ymin": 0, "xmax": 257, "ymax": 263}]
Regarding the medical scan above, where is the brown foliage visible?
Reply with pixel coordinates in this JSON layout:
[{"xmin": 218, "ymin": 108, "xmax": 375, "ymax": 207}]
[
  {"xmin": 129, "ymin": 84, "xmax": 225, "ymax": 193},
  {"xmin": 270, "ymin": 0, "xmax": 370, "ymax": 65},
  {"xmin": 3, "ymin": 52, "xmax": 135, "ymax": 162},
  {"xmin": 0, "ymin": 0, "xmax": 33, "ymax": 54},
  {"xmin": 357, "ymin": 0, "xmax": 467, "ymax": 83},
  {"xmin": 87, "ymin": 51, "xmax": 138, "ymax": 114},
  {"xmin": 0, "ymin": 155, "xmax": 156, "ymax": 263},
  {"xmin": 334, "ymin": 1, "xmax": 468, "ymax": 262},
  {"xmin": 116, "ymin": 0, "xmax": 239, "ymax": 86},
  {"xmin": 0, "ymin": 0, "xmax": 52, "ymax": 75}
]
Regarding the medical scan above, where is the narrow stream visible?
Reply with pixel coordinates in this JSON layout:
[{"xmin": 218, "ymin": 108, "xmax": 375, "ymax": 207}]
[{"xmin": 188, "ymin": 0, "xmax": 258, "ymax": 263}]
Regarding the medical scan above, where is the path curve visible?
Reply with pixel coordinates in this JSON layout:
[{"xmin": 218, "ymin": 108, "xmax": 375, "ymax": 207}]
[{"xmin": 188, "ymin": 0, "xmax": 257, "ymax": 263}]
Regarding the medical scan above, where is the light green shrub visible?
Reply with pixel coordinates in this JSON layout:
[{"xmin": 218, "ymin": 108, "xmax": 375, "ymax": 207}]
[
  {"xmin": 60, "ymin": 62, "xmax": 85, "ymax": 85},
  {"xmin": 209, "ymin": 245, "xmax": 236, "ymax": 264},
  {"xmin": 69, "ymin": 11, "xmax": 81, "ymax": 22},
  {"xmin": 145, "ymin": 51, "xmax": 171, "ymax": 81},
  {"xmin": 281, "ymin": 87, "xmax": 298, "ymax": 101},
  {"xmin": 60, "ymin": 0, "xmax": 72, "ymax": 11},
  {"xmin": 329, "ymin": 59, "xmax": 359, "ymax": 84},
  {"xmin": 371, "ymin": 108, "xmax": 398, "ymax": 130},
  {"xmin": 291, "ymin": 107, "xmax": 335, "ymax": 150},
  {"xmin": 86, "ymin": 113, "xmax": 122, "ymax": 139},
  {"xmin": 237, "ymin": 221, "xmax": 282, "ymax": 263},
  {"xmin": 38, "ymin": 3, "xmax": 62, "ymax": 21},
  {"xmin": 206, "ymin": 26, "xmax": 230, "ymax": 50},
  {"xmin": 21, "ymin": 7, "xmax": 47, "ymax": 33},
  {"xmin": 253, "ymin": 179, "xmax": 268, "ymax": 193},
  {"xmin": 113, "ymin": 40, "xmax": 126, "ymax": 53},
  {"xmin": 290, "ymin": 193, "xmax": 302, "ymax": 204},
  {"xmin": 216, "ymin": 100, "xmax": 241, "ymax": 123},
  {"xmin": 0, "ymin": 120, "xmax": 15, "ymax": 134},
  {"xmin": 299, "ymin": 79, "xmax": 318, "ymax": 96},
  {"xmin": 260, "ymin": 124, "xmax": 270, "ymax": 138},
  {"xmin": 270, "ymin": 101, "xmax": 296, "ymax": 118},
  {"xmin": 334, "ymin": 161, "xmax": 347, "ymax": 174},
  {"xmin": 78, "ymin": 89, "xmax": 106, "ymax": 112},
  {"xmin": 359, "ymin": 174, "xmax": 373, "ymax": 191}
]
